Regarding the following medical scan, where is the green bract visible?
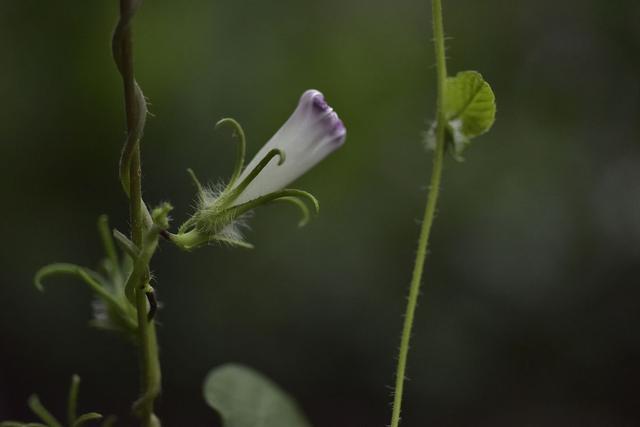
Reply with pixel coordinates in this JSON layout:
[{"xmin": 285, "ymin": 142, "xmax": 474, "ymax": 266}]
[
  {"xmin": 426, "ymin": 70, "xmax": 496, "ymax": 159},
  {"xmin": 34, "ymin": 217, "xmax": 137, "ymax": 338},
  {"xmin": 203, "ymin": 364, "xmax": 312, "ymax": 427},
  {"xmin": 33, "ymin": 205, "xmax": 173, "ymax": 338}
]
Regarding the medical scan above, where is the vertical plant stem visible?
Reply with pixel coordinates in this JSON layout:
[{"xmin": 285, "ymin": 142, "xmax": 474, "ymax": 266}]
[
  {"xmin": 135, "ymin": 291, "xmax": 161, "ymax": 427},
  {"xmin": 113, "ymin": 1, "xmax": 161, "ymax": 426},
  {"xmin": 390, "ymin": 0, "xmax": 447, "ymax": 426}
]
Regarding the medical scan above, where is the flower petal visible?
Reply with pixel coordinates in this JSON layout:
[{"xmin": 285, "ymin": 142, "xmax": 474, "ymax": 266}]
[{"xmin": 231, "ymin": 89, "xmax": 346, "ymax": 205}]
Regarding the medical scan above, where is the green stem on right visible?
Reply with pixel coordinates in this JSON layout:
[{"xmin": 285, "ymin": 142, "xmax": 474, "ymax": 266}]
[{"xmin": 390, "ymin": 0, "xmax": 448, "ymax": 426}]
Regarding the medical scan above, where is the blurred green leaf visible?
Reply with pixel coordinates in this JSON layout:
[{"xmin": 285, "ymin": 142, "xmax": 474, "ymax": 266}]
[
  {"xmin": 27, "ymin": 395, "xmax": 63, "ymax": 427},
  {"xmin": 203, "ymin": 364, "xmax": 312, "ymax": 427}
]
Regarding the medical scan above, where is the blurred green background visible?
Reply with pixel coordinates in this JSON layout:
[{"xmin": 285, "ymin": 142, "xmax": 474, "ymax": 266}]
[{"xmin": 1, "ymin": 0, "xmax": 640, "ymax": 425}]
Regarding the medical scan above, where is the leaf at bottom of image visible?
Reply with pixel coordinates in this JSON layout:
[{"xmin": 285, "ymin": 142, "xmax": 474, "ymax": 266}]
[{"xmin": 203, "ymin": 363, "xmax": 312, "ymax": 427}]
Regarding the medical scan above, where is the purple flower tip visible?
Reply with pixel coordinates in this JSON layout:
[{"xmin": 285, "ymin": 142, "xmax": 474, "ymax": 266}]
[
  {"xmin": 299, "ymin": 89, "xmax": 346, "ymax": 145},
  {"xmin": 312, "ymin": 93, "xmax": 329, "ymax": 111},
  {"xmin": 332, "ymin": 118, "xmax": 347, "ymax": 145}
]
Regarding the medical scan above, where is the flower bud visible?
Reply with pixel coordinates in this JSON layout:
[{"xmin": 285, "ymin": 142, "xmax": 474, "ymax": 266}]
[{"xmin": 231, "ymin": 89, "xmax": 346, "ymax": 205}]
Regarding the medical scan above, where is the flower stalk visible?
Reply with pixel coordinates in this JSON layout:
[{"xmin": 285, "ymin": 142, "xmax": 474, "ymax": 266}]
[{"xmin": 390, "ymin": 0, "xmax": 448, "ymax": 426}]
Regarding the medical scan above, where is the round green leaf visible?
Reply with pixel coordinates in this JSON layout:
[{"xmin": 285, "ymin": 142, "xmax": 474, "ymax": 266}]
[
  {"xmin": 440, "ymin": 70, "xmax": 496, "ymax": 159},
  {"xmin": 444, "ymin": 70, "xmax": 496, "ymax": 138},
  {"xmin": 203, "ymin": 364, "xmax": 312, "ymax": 427}
]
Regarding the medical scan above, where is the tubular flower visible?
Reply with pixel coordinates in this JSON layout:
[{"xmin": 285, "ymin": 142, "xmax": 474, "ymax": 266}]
[
  {"xmin": 232, "ymin": 89, "xmax": 346, "ymax": 205},
  {"xmin": 169, "ymin": 89, "xmax": 346, "ymax": 250}
]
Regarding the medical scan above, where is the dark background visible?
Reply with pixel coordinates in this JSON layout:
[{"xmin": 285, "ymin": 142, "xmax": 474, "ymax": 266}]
[{"xmin": 2, "ymin": 0, "xmax": 640, "ymax": 426}]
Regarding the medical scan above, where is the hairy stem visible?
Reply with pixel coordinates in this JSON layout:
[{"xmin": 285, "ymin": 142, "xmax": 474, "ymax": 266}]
[
  {"xmin": 134, "ymin": 288, "xmax": 161, "ymax": 427},
  {"xmin": 113, "ymin": 1, "xmax": 161, "ymax": 425},
  {"xmin": 390, "ymin": 0, "xmax": 447, "ymax": 426}
]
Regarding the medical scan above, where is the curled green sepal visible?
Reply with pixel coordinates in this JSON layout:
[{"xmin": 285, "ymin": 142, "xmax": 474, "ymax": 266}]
[
  {"xmin": 175, "ymin": 148, "xmax": 286, "ymax": 240},
  {"xmin": 181, "ymin": 119, "xmax": 250, "ymax": 231},
  {"xmin": 167, "ymin": 189, "xmax": 318, "ymax": 251},
  {"xmin": 229, "ymin": 189, "xmax": 319, "ymax": 220},
  {"xmin": 222, "ymin": 148, "xmax": 285, "ymax": 207},
  {"xmin": 425, "ymin": 70, "xmax": 496, "ymax": 160},
  {"xmin": 272, "ymin": 196, "xmax": 312, "ymax": 227},
  {"xmin": 215, "ymin": 118, "xmax": 246, "ymax": 187}
]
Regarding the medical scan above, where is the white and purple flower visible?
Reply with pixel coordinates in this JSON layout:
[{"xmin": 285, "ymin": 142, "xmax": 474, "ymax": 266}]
[
  {"xmin": 231, "ymin": 89, "xmax": 346, "ymax": 205},
  {"xmin": 170, "ymin": 89, "xmax": 346, "ymax": 250}
]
